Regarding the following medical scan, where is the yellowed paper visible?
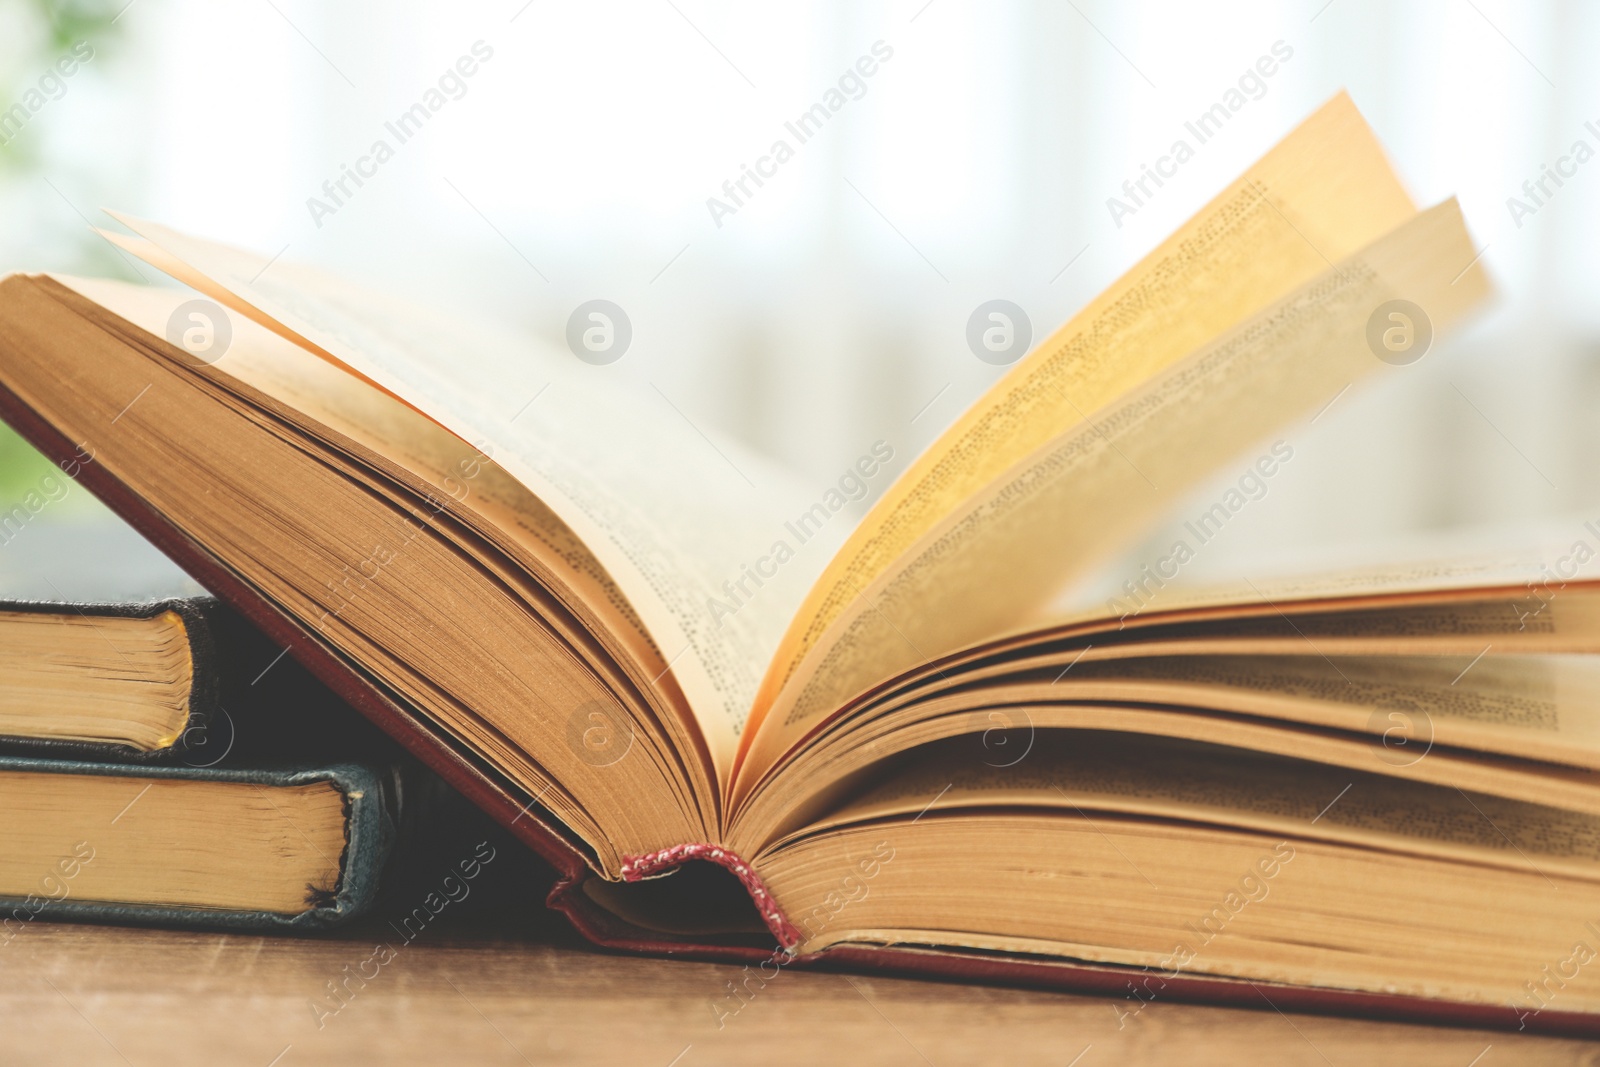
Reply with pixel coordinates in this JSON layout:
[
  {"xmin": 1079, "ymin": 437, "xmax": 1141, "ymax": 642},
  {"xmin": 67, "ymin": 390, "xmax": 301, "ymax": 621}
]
[
  {"xmin": 741, "ymin": 199, "xmax": 1490, "ymax": 787},
  {"xmin": 801, "ymin": 734, "xmax": 1600, "ymax": 878},
  {"xmin": 745, "ymin": 93, "xmax": 1420, "ymax": 748}
]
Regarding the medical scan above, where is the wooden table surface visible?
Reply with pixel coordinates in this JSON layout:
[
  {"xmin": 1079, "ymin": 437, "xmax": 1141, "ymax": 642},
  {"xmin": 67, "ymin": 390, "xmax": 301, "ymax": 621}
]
[{"xmin": 4, "ymin": 906, "xmax": 1596, "ymax": 1067}]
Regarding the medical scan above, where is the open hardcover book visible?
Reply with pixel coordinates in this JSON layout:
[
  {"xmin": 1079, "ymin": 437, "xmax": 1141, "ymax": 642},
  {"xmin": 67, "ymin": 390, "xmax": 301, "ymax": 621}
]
[{"xmin": 2, "ymin": 93, "xmax": 1596, "ymax": 1032}]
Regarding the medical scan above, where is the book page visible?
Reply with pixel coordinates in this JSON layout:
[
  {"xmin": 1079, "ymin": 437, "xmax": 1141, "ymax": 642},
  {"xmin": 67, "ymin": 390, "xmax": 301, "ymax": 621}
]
[
  {"xmin": 100, "ymin": 224, "xmax": 837, "ymax": 780},
  {"xmin": 740, "ymin": 200, "xmax": 1491, "ymax": 787},
  {"xmin": 1044, "ymin": 533, "xmax": 1600, "ymax": 631},
  {"xmin": 1042, "ymin": 654, "xmax": 1600, "ymax": 764},
  {"xmin": 58, "ymin": 274, "xmax": 735, "ymax": 817},
  {"xmin": 742, "ymin": 93, "xmax": 1419, "ymax": 760},
  {"xmin": 760, "ymin": 807, "xmax": 1600, "ymax": 1008},
  {"xmin": 728, "ymin": 680, "xmax": 1600, "ymax": 856},
  {"xmin": 1029, "ymin": 589, "xmax": 1600, "ymax": 661},
  {"xmin": 59, "ymin": 272, "xmax": 662, "ymax": 670},
  {"xmin": 798, "ymin": 733, "xmax": 1600, "ymax": 879},
  {"xmin": 1054, "ymin": 508, "xmax": 1600, "ymax": 624}
]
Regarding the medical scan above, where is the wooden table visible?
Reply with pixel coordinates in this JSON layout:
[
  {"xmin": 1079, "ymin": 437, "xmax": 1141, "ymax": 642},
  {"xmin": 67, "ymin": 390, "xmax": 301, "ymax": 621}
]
[{"xmin": 3, "ymin": 906, "xmax": 1594, "ymax": 1066}]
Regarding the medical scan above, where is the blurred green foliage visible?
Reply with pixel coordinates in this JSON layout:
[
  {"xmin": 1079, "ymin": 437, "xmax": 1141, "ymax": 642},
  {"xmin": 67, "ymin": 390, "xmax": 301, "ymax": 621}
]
[
  {"xmin": 0, "ymin": 0, "xmax": 125, "ymax": 175},
  {"xmin": 0, "ymin": 0, "xmax": 124, "ymax": 503},
  {"xmin": 0, "ymin": 423, "xmax": 58, "ymax": 499},
  {"xmin": 38, "ymin": 0, "xmax": 120, "ymax": 45}
]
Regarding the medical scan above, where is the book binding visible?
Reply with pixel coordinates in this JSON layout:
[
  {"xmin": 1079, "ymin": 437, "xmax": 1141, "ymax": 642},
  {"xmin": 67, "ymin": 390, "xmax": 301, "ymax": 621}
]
[{"xmin": 620, "ymin": 843, "xmax": 802, "ymax": 950}]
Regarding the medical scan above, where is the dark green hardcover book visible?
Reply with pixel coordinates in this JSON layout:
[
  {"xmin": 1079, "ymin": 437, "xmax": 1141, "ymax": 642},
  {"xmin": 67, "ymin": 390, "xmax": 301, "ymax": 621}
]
[
  {"xmin": 0, "ymin": 757, "xmax": 403, "ymax": 935},
  {"xmin": 0, "ymin": 517, "xmax": 367, "ymax": 765},
  {"xmin": 0, "ymin": 521, "xmax": 431, "ymax": 933}
]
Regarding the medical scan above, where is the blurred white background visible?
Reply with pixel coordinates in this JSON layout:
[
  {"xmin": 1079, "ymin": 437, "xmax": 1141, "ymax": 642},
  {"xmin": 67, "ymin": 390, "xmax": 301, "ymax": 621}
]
[{"xmin": 2, "ymin": 0, "xmax": 1597, "ymax": 586}]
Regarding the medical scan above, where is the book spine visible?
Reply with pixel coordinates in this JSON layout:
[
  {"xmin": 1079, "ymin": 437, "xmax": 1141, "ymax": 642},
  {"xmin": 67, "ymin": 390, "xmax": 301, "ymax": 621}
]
[{"xmin": 620, "ymin": 843, "xmax": 802, "ymax": 950}]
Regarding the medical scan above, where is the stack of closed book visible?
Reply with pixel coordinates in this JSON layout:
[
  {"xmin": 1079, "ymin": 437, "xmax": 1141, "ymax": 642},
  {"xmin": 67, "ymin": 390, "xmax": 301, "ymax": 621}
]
[{"xmin": 0, "ymin": 520, "xmax": 409, "ymax": 933}]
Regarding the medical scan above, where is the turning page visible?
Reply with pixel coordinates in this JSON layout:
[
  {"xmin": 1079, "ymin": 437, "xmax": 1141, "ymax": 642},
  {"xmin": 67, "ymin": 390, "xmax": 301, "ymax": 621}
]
[
  {"xmin": 742, "ymin": 199, "xmax": 1489, "ymax": 785},
  {"xmin": 741, "ymin": 93, "xmax": 1419, "ymax": 761}
]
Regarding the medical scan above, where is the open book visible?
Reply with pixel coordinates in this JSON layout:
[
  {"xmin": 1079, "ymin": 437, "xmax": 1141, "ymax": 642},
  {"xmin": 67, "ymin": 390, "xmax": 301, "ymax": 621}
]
[{"xmin": 2, "ymin": 93, "xmax": 1594, "ymax": 1032}]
